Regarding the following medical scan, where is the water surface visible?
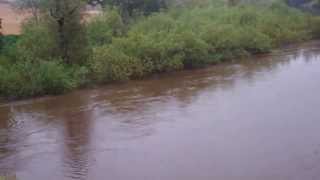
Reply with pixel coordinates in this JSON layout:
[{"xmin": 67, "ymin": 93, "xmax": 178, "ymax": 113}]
[{"xmin": 1, "ymin": 41, "xmax": 320, "ymax": 180}]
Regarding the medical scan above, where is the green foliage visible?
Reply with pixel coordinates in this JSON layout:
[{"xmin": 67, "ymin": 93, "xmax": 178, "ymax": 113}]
[
  {"xmin": 47, "ymin": 4, "xmax": 89, "ymax": 65},
  {"xmin": 111, "ymin": 32, "xmax": 184, "ymax": 74},
  {"xmin": 17, "ymin": 19, "xmax": 57, "ymax": 60},
  {"xmin": 90, "ymin": 45, "xmax": 144, "ymax": 82},
  {"xmin": 202, "ymin": 25, "xmax": 272, "ymax": 58},
  {"xmin": 174, "ymin": 31, "xmax": 210, "ymax": 68},
  {"xmin": 256, "ymin": 2, "xmax": 311, "ymax": 45},
  {"xmin": 0, "ymin": 61, "xmax": 81, "ymax": 98},
  {"xmin": 1, "ymin": 0, "xmax": 319, "ymax": 99},
  {"xmin": 16, "ymin": 14, "xmax": 89, "ymax": 64},
  {"xmin": 308, "ymin": 16, "xmax": 320, "ymax": 38},
  {"xmin": 0, "ymin": 55, "xmax": 11, "ymax": 67},
  {"xmin": 33, "ymin": 61, "xmax": 76, "ymax": 94},
  {"xmin": 87, "ymin": 8, "xmax": 125, "ymax": 46},
  {"xmin": 85, "ymin": 0, "xmax": 317, "ymax": 83},
  {"xmin": 0, "ymin": 35, "xmax": 20, "ymax": 59}
]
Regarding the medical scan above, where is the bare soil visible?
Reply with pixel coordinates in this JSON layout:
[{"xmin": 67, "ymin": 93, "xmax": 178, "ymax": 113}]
[
  {"xmin": 0, "ymin": 2, "xmax": 100, "ymax": 35},
  {"xmin": 0, "ymin": 2, "xmax": 28, "ymax": 35}
]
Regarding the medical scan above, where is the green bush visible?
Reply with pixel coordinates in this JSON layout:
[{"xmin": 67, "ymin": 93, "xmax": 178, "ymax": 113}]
[
  {"xmin": 1, "ymin": 0, "xmax": 318, "ymax": 100},
  {"xmin": 90, "ymin": 45, "xmax": 144, "ymax": 82},
  {"xmin": 0, "ymin": 35, "xmax": 20, "ymax": 58},
  {"xmin": 88, "ymin": 1, "xmax": 315, "ymax": 76},
  {"xmin": 34, "ymin": 61, "xmax": 76, "ymax": 94},
  {"xmin": 129, "ymin": 13, "xmax": 176, "ymax": 35},
  {"xmin": 0, "ymin": 55, "xmax": 12, "ymax": 67},
  {"xmin": 308, "ymin": 16, "xmax": 320, "ymax": 39},
  {"xmin": 203, "ymin": 24, "xmax": 272, "ymax": 54},
  {"xmin": 0, "ymin": 61, "xmax": 77, "ymax": 98},
  {"xmin": 16, "ymin": 16, "xmax": 89, "ymax": 65},
  {"xmin": 174, "ymin": 31, "xmax": 210, "ymax": 68},
  {"xmin": 16, "ymin": 19, "xmax": 57, "ymax": 61},
  {"xmin": 111, "ymin": 31, "xmax": 184, "ymax": 73},
  {"xmin": 257, "ymin": 3, "xmax": 310, "ymax": 45},
  {"xmin": 87, "ymin": 8, "xmax": 125, "ymax": 46}
]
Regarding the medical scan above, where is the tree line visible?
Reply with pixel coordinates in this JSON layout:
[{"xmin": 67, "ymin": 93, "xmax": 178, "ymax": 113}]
[
  {"xmin": 0, "ymin": 0, "xmax": 319, "ymax": 99},
  {"xmin": 12, "ymin": 0, "xmax": 168, "ymax": 64}
]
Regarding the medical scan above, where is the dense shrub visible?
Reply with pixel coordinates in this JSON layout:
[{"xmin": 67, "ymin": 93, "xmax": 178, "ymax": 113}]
[
  {"xmin": 16, "ymin": 15, "xmax": 89, "ymax": 65},
  {"xmin": 33, "ymin": 61, "xmax": 77, "ymax": 94},
  {"xmin": 0, "ymin": 55, "xmax": 12, "ymax": 67},
  {"xmin": 174, "ymin": 31, "xmax": 210, "ymax": 68},
  {"xmin": 84, "ymin": 0, "xmax": 317, "ymax": 83},
  {"xmin": 202, "ymin": 25, "xmax": 272, "ymax": 57},
  {"xmin": 16, "ymin": 20, "xmax": 57, "ymax": 61},
  {"xmin": 0, "ymin": 61, "xmax": 78, "ymax": 98},
  {"xmin": 1, "ymin": 0, "xmax": 319, "ymax": 99},
  {"xmin": 90, "ymin": 45, "xmax": 144, "ymax": 82},
  {"xmin": 111, "ymin": 32, "xmax": 184, "ymax": 73},
  {"xmin": 87, "ymin": 9, "xmax": 125, "ymax": 46},
  {"xmin": 307, "ymin": 16, "xmax": 320, "ymax": 39},
  {"xmin": 0, "ymin": 35, "xmax": 20, "ymax": 58}
]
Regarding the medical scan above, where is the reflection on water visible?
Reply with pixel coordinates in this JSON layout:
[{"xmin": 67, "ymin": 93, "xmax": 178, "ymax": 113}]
[{"xmin": 0, "ymin": 41, "xmax": 320, "ymax": 180}]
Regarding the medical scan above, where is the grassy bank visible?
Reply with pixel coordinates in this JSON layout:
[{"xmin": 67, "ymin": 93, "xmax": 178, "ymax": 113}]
[{"xmin": 0, "ymin": 0, "xmax": 320, "ymax": 99}]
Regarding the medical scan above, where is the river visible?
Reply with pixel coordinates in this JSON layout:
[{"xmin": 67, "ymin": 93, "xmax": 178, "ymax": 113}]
[{"xmin": 1, "ymin": 41, "xmax": 320, "ymax": 180}]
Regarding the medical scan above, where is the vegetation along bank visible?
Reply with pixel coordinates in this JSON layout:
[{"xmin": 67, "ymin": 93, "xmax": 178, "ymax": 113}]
[{"xmin": 0, "ymin": 0, "xmax": 320, "ymax": 99}]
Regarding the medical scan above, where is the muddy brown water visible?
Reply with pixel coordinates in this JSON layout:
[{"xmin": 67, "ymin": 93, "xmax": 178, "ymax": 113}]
[{"xmin": 1, "ymin": 41, "xmax": 320, "ymax": 180}]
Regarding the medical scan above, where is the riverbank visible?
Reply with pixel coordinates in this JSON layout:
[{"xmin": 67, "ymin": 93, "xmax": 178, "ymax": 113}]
[{"xmin": 1, "ymin": 0, "xmax": 320, "ymax": 100}]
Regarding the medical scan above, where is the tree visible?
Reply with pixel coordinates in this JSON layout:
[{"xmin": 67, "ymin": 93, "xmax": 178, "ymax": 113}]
[
  {"xmin": 16, "ymin": 0, "xmax": 89, "ymax": 64},
  {"xmin": 47, "ymin": 0, "xmax": 88, "ymax": 64}
]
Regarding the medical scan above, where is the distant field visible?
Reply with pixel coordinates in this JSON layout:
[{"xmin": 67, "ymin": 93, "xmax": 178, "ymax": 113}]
[
  {"xmin": 0, "ymin": 2, "xmax": 28, "ymax": 35},
  {"xmin": 0, "ymin": 2, "xmax": 101, "ymax": 35}
]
